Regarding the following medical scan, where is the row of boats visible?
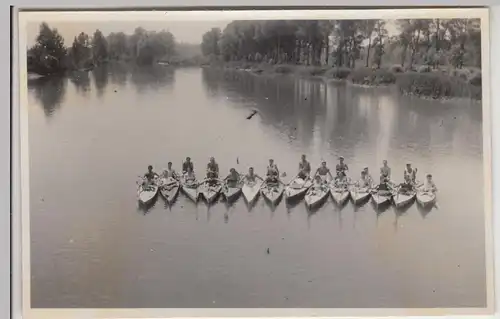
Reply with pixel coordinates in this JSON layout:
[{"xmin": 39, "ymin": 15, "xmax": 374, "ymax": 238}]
[{"xmin": 137, "ymin": 173, "xmax": 437, "ymax": 211}]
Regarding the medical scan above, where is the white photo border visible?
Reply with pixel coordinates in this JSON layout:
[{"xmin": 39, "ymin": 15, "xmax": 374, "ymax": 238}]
[{"xmin": 10, "ymin": 4, "xmax": 497, "ymax": 319}]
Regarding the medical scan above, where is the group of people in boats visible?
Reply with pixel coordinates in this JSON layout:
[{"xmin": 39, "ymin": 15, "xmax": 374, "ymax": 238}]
[{"xmin": 141, "ymin": 155, "xmax": 438, "ymax": 194}]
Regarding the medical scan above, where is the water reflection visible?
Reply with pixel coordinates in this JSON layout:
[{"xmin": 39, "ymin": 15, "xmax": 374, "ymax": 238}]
[
  {"xmin": 129, "ymin": 65, "xmax": 176, "ymax": 94},
  {"xmin": 28, "ymin": 67, "xmax": 486, "ymax": 309},
  {"xmin": 29, "ymin": 64, "xmax": 177, "ymax": 117},
  {"xmin": 92, "ymin": 65, "xmax": 109, "ymax": 98},
  {"xmin": 69, "ymin": 71, "xmax": 91, "ymax": 96},
  {"xmin": 200, "ymin": 68, "xmax": 482, "ymax": 182},
  {"xmin": 108, "ymin": 62, "xmax": 129, "ymax": 87},
  {"xmin": 28, "ymin": 76, "xmax": 67, "ymax": 118}
]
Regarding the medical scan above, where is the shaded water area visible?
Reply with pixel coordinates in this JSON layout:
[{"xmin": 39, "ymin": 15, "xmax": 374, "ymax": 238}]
[{"xmin": 28, "ymin": 64, "xmax": 486, "ymax": 308}]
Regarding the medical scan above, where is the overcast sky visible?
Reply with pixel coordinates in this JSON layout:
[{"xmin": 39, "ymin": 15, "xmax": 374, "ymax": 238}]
[{"xmin": 26, "ymin": 19, "xmax": 399, "ymax": 47}]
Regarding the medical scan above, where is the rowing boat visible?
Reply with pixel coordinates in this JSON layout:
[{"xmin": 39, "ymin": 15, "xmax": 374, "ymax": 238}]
[
  {"xmin": 349, "ymin": 184, "xmax": 373, "ymax": 205},
  {"xmin": 394, "ymin": 189, "xmax": 416, "ymax": 208},
  {"xmin": 285, "ymin": 177, "xmax": 312, "ymax": 200},
  {"xmin": 329, "ymin": 182, "xmax": 350, "ymax": 206},
  {"xmin": 304, "ymin": 183, "xmax": 330, "ymax": 209},
  {"xmin": 180, "ymin": 174, "xmax": 199, "ymax": 203},
  {"xmin": 261, "ymin": 181, "xmax": 284, "ymax": 206},
  {"xmin": 199, "ymin": 179, "xmax": 223, "ymax": 204},
  {"xmin": 416, "ymin": 189, "xmax": 436, "ymax": 207},
  {"xmin": 222, "ymin": 180, "xmax": 243, "ymax": 203},
  {"xmin": 371, "ymin": 190, "xmax": 393, "ymax": 207},
  {"xmin": 242, "ymin": 179, "xmax": 263, "ymax": 205},
  {"xmin": 137, "ymin": 178, "xmax": 159, "ymax": 205},
  {"xmin": 159, "ymin": 177, "xmax": 180, "ymax": 205}
]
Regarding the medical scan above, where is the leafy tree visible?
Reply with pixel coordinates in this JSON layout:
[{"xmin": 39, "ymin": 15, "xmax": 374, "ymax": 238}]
[
  {"xmin": 27, "ymin": 22, "xmax": 67, "ymax": 74},
  {"xmin": 69, "ymin": 32, "xmax": 92, "ymax": 69},
  {"xmin": 92, "ymin": 29, "xmax": 108, "ymax": 63},
  {"xmin": 201, "ymin": 28, "xmax": 222, "ymax": 57}
]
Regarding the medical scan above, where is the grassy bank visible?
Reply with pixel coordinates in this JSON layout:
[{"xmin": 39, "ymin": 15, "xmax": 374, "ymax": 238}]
[{"xmin": 205, "ymin": 61, "xmax": 482, "ymax": 101}]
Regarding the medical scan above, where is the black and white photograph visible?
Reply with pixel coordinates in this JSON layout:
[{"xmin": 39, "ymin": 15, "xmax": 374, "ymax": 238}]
[{"xmin": 18, "ymin": 8, "xmax": 493, "ymax": 318}]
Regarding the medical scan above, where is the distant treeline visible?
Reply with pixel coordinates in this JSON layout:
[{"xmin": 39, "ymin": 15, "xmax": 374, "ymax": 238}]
[
  {"xmin": 27, "ymin": 22, "xmax": 203, "ymax": 75},
  {"xmin": 201, "ymin": 19, "xmax": 481, "ymax": 70},
  {"xmin": 200, "ymin": 19, "xmax": 482, "ymax": 100}
]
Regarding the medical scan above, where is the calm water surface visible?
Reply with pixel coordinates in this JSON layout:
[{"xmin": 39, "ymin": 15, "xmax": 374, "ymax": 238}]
[{"xmin": 28, "ymin": 65, "xmax": 486, "ymax": 308}]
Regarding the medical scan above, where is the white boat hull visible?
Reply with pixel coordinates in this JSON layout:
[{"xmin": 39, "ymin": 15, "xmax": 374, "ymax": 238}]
[
  {"xmin": 242, "ymin": 180, "xmax": 263, "ymax": 205},
  {"xmin": 138, "ymin": 184, "xmax": 159, "ymax": 205},
  {"xmin": 416, "ymin": 191, "xmax": 436, "ymax": 207}
]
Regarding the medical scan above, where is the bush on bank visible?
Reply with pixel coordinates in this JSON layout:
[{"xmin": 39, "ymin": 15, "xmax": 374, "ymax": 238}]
[
  {"xmin": 348, "ymin": 67, "xmax": 396, "ymax": 85},
  {"xmin": 396, "ymin": 71, "xmax": 482, "ymax": 100},
  {"xmin": 207, "ymin": 60, "xmax": 482, "ymax": 100}
]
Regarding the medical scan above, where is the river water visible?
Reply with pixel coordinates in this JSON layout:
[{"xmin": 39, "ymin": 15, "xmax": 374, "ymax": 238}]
[{"xmin": 27, "ymin": 64, "xmax": 486, "ymax": 308}]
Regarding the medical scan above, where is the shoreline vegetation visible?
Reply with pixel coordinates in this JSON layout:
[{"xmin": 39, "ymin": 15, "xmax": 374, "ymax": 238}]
[
  {"xmin": 202, "ymin": 61, "xmax": 482, "ymax": 101},
  {"xmin": 27, "ymin": 18, "xmax": 482, "ymax": 100}
]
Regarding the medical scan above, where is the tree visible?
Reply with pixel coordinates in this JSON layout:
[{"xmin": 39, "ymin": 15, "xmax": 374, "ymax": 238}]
[
  {"xmin": 107, "ymin": 32, "xmax": 128, "ymax": 60},
  {"xmin": 92, "ymin": 29, "xmax": 108, "ymax": 63},
  {"xmin": 371, "ymin": 20, "xmax": 387, "ymax": 69},
  {"xmin": 201, "ymin": 28, "xmax": 222, "ymax": 57},
  {"xmin": 28, "ymin": 22, "xmax": 67, "ymax": 74},
  {"xmin": 359, "ymin": 20, "xmax": 376, "ymax": 67},
  {"xmin": 69, "ymin": 32, "xmax": 92, "ymax": 69}
]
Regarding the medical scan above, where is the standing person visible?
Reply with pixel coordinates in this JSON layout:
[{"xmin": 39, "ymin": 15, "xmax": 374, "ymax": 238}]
[
  {"xmin": 297, "ymin": 154, "xmax": 311, "ymax": 180},
  {"xmin": 404, "ymin": 163, "xmax": 418, "ymax": 184},
  {"xmin": 266, "ymin": 159, "xmax": 280, "ymax": 183},
  {"xmin": 336, "ymin": 156, "xmax": 349, "ymax": 177},
  {"xmin": 314, "ymin": 161, "xmax": 334, "ymax": 182},
  {"xmin": 380, "ymin": 160, "xmax": 391, "ymax": 182},
  {"xmin": 182, "ymin": 157, "xmax": 194, "ymax": 174}
]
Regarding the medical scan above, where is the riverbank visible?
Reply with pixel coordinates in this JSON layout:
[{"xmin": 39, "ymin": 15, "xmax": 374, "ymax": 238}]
[{"xmin": 204, "ymin": 61, "xmax": 482, "ymax": 101}]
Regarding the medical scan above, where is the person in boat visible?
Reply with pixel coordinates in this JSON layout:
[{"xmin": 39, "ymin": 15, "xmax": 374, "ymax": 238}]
[
  {"xmin": 184, "ymin": 167, "xmax": 197, "ymax": 184},
  {"xmin": 380, "ymin": 160, "xmax": 391, "ymax": 182},
  {"xmin": 404, "ymin": 163, "xmax": 418, "ymax": 184},
  {"xmin": 374, "ymin": 175, "xmax": 393, "ymax": 196},
  {"xmin": 398, "ymin": 175, "xmax": 415, "ymax": 194},
  {"xmin": 356, "ymin": 171, "xmax": 373, "ymax": 189},
  {"xmin": 421, "ymin": 174, "xmax": 437, "ymax": 193},
  {"xmin": 144, "ymin": 165, "xmax": 158, "ymax": 180},
  {"xmin": 363, "ymin": 167, "xmax": 374, "ymax": 185},
  {"xmin": 162, "ymin": 162, "xmax": 179, "ymax": 180},
  {"xmin": 311, "ymin": 175, "xmax": 328, "ymax": 192},
  {"xmin": 297, "ymin": 154, "xmax": 311, "ymax": 180},
  {"xmin": 315, "ymin": 161, "xmax": 334, "ymax": 182},
  {"xmin": 224, "ymin": 168, "xmax": 241, "ymax": 188},
  {"xmin": 205, "ymin": 157, "xmax": 220, "ymax": 187},
  {"xmin": 182, "ymin": 157, "xmax": 194, "ymax": 174},
  {"xmin": 333, "ymin": 171, "xmax": 349, "ymax": 189},
  {"xmin": 142, "ymin": 165, "xmax": 159, "ymax": 188},
  {"xmin": 241, "ymin": 167, "xmax": 264, "ymax": 184},
  {"xmin": 266, "ymin": 159, "xmax": 280, "ymax": 184},
  {"xmin": 336, "ymin": 156, "xmax": 349, "ymax": 177}
]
